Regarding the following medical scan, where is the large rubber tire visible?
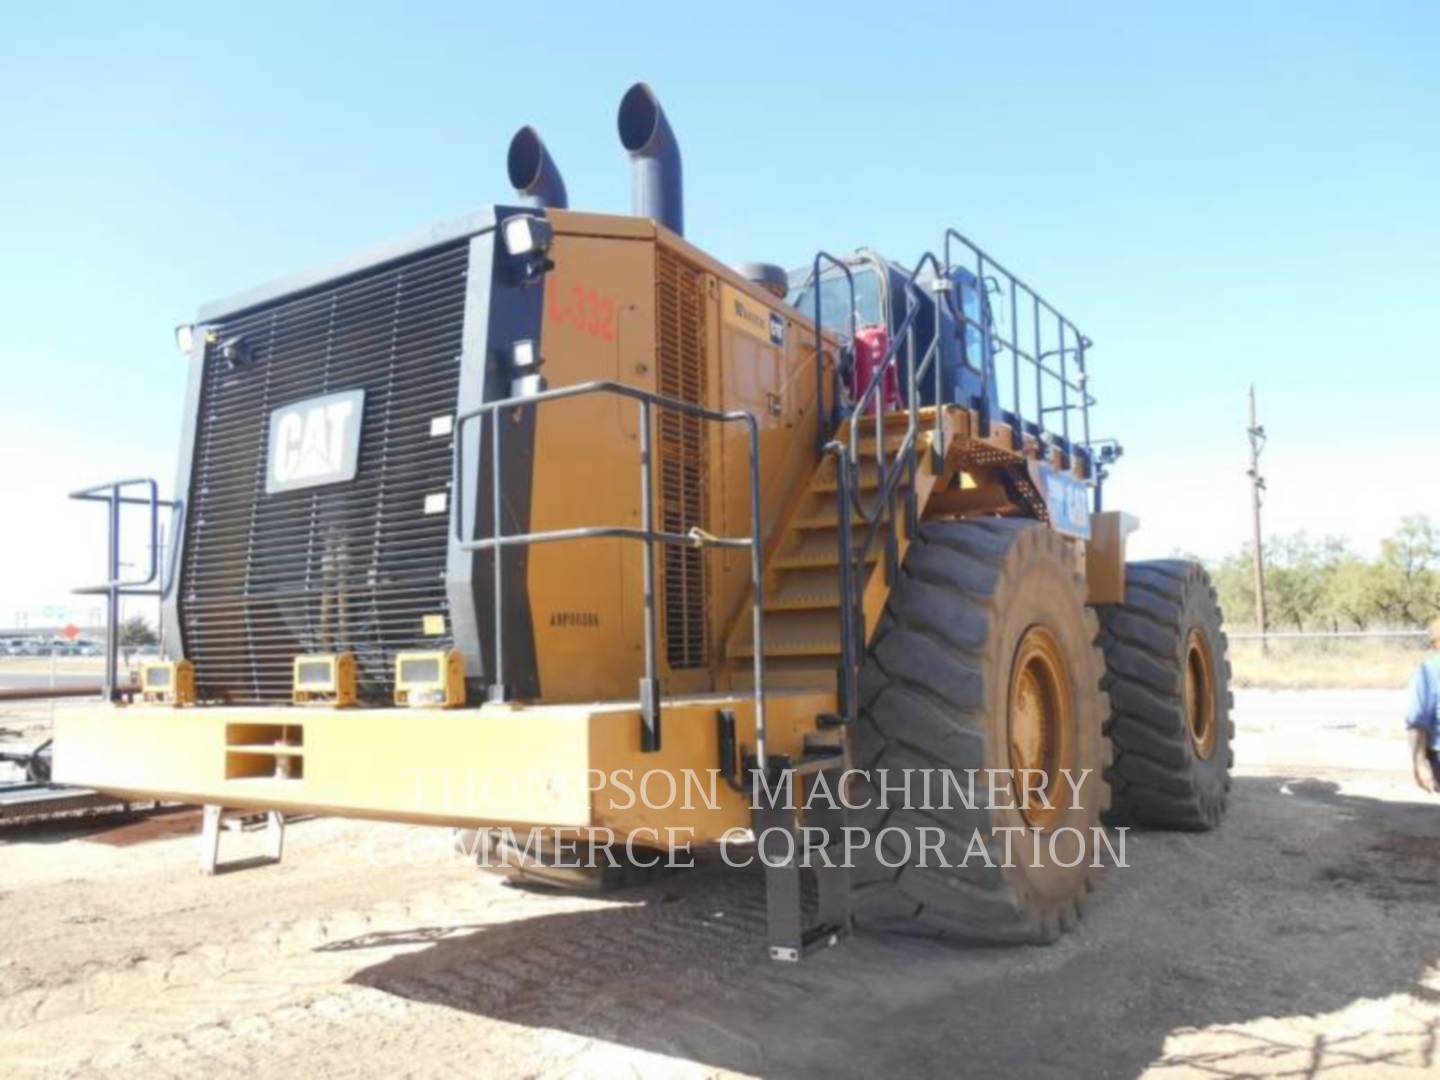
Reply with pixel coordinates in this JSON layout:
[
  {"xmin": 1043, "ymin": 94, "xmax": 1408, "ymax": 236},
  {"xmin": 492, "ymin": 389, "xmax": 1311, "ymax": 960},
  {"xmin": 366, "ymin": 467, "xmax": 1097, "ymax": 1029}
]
[
  {"xmin": 1096, "ymin": 560, "xmax": 1234, "ymax": 830},
  {"xmin": 848, "ymin": 519, "xmax": 1111, "ymax": 944}
]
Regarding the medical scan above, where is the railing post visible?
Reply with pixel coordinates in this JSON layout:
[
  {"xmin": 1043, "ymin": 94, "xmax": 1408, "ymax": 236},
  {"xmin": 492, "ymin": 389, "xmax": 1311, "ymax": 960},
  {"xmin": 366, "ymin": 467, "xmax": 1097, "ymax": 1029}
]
[
  {"xmin": 811, "ymin": 254, "xmax": 857, "ymax": 459},
  {"xmin": 1032, "ymin": 295, "xmax": 1044, "ymax": 447},
  {"xmin": 104, "ymin": 484, "xmax": 121, "ymax": 702},
  {"xmin": 905, "ymin": 285, "xmax": 928, "ymax": 538},
  {"xmin": 975, "ymin": 254, "xmax": 993, "ymax": 440},
  {"xmin": 1009, "ymin": 278, "xmax": 1021, "ymax": 449},
  {"xmin": 638, "ymin": 397, "xmax": 662, "ymax": 751},
  {"xmin": 813, "ymin": 303, "xmax": 826, "ymax": 459},
  {"xmin": 933, "ymin": 281, "xmax": 944, "ymax": 468},
  {"xmin": 747, "ymin": 415, "xmax": 767, "ymax": 771},
  {"xmin": 832, "ymin": 447, "xmax": 858, "ymax": 726},
  {"xmin": 1057, "ymin": 311, "xmax": 1070, "ymax": 465},
  {"xmin": 488, "ymin": 414, "xmax": 508, "ymax": 703}
]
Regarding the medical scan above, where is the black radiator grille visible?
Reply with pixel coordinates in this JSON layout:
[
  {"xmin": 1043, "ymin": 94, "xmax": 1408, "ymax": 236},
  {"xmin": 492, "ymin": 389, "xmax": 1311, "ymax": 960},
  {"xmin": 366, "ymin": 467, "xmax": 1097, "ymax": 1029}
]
[{"xmin": 179, "ymin": 242, "xmax": 469, "ymax": 703}]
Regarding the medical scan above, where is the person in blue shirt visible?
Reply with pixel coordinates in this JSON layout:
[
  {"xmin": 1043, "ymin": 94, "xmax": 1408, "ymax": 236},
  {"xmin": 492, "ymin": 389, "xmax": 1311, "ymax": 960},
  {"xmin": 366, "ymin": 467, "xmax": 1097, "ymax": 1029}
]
[{"xmin": 1405, "ymin": 617, "xmax": 1440, "ymax": 793}]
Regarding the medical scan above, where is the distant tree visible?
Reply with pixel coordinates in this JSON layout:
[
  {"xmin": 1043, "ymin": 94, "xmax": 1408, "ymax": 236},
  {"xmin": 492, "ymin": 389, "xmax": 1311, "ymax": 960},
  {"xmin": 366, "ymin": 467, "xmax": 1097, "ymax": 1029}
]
[
  {"xmin": 1266, "ymin": 533, "xmax": 1326, "ymax": 631},
  {"xmin": 1203, "ymin": 515, "xmax": 1440, "ymax": 633},
  {"xmin": 1317, "ymin": 552, "xmax": 1382, "ymax": 630},
  {"xmin": 118, "ymin": 615, "xmax": 158, "ymax": 649},
  {"xmin": 1373, "ymin": 515, "xmax": 1440, "ymax": 625},
  {"xmin": 1209, "ymin": 549, "xmax": 1256, "ymax": 628}
]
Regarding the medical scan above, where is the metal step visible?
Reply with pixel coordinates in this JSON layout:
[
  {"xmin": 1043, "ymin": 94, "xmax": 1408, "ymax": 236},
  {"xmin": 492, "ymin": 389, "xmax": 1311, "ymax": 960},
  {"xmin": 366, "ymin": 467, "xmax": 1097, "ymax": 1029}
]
[
  {"xmin": 730, "ymin": 608, "xmax": 843, "ymax": 658},
  {"xmin": 854, "ymin": 430, "xmax": 919, "ymax": 456},
  {"xmin": 772, "ymin": 526, "xmax": 879, "ymax": 570},
  {"xmin": 731, "ymin": 655, "xmax": 837, "ymax": 691},
  {"xmin": 792, "ymin": 489, "xmax": 867, "ymax": 529},
  {"xmin": 835, "ymin": 408, "xmax": 923, "ymax": 437},
  {"xmin": 812, "ymin": 459, "xmax": 883, "ymax": 493},
  {"xmin": 769, "ymin": 567, "xmax": 844, "ymax": 609}
]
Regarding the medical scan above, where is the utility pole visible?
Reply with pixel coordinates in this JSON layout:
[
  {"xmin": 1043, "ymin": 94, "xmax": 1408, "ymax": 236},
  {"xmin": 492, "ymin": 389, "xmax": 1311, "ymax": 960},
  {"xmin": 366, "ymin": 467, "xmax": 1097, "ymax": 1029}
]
[{"xmin": 1246, "ymin": 385, "xmax": 1269, "ymax": 654}]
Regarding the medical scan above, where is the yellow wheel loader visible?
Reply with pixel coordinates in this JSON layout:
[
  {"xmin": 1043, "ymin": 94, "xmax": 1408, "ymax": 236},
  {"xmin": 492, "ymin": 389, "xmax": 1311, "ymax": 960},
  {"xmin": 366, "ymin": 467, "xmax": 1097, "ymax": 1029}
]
[{"xmin": 57, "ymin": 83, "xmax": 1232, "ymax": 959}]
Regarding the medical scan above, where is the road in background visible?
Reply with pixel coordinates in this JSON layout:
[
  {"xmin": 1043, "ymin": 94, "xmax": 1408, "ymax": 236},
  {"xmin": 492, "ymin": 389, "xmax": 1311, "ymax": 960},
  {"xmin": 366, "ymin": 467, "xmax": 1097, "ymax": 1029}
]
[{"xmin": 0, "ymin": 658, "xmax": 133, "ymax": 693}]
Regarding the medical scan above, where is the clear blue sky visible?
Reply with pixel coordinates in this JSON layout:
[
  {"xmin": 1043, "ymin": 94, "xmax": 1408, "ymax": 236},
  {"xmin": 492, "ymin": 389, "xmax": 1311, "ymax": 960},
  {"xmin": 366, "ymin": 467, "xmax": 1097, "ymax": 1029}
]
[{"xmin": 1, "ymin": 1, "xmax": 1436, "ymax": 621}]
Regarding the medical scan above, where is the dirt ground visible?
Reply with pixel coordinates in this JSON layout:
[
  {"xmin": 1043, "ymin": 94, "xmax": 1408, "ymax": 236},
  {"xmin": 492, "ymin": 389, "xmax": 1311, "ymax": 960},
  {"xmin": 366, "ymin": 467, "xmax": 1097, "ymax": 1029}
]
[{"xmin": 3, "ymin": 689, "xmax": 1440, "ymax": 1079}]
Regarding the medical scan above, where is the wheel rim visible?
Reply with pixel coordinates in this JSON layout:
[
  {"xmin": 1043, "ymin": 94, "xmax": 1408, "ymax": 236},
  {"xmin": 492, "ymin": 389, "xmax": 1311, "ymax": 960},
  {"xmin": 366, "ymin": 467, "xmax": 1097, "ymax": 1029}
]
[
  {"xmin": 1007, "ymin": 625, "xmax": 1073, "ymax": 830},
  {"xmin": 1184, "ymin": 628, "xmax": 1217, "ymax": 760}
]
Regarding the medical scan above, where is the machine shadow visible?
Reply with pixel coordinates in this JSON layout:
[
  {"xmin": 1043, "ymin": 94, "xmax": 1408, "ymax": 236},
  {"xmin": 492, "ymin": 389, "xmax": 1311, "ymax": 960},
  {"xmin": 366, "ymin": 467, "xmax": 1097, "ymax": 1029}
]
[{"xmin": 345, "ymin": 775, "xmax": 1440, "ymax": 1078}]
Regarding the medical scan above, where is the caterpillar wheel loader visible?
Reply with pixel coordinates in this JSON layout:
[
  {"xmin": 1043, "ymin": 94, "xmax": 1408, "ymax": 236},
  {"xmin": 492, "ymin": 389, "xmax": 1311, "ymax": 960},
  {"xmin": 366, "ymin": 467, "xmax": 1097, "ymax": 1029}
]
[{"xmin": 56, "ymin": 82, "xmax": 1232, "ymax": 959}]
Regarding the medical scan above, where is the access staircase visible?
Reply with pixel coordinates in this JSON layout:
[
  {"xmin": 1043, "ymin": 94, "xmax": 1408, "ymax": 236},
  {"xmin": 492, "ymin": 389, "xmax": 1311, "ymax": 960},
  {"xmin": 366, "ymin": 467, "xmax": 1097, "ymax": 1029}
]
[
  {"xmin": 719, "ymin": 231, "xmax": 1101, "ymax": 960},
  {"xmin": 726, "ymin": 412, "xmax": 952, "ymax": 693}
]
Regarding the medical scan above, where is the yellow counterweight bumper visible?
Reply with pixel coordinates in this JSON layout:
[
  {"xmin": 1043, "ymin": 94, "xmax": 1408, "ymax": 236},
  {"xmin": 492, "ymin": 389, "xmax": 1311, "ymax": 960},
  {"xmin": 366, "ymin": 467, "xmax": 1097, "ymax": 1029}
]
[{"xmin": 52, "ymin": 691, "xmax": 834, "ymax": 843}]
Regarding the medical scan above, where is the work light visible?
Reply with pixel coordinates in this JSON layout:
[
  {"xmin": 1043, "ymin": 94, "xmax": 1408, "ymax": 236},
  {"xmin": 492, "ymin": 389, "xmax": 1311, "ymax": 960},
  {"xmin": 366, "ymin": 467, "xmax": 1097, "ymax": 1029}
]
[
  {"xmin": 140, "ymin": 660, "xmax": 196, "ymax": 706},
  {"xmin": 291, "ymin": 653, "xmax": 357, "ymax": 707},
  {"xmin": 510, "ymin": 339, "xmax": 537, "ymax": 369},
  {"xmin": 501, "ymin": 214, "xmax": 553, "ymax": 258},
  {"xmin": 393, "ymin": 649, "xmax": 465, "ymax": 708}
]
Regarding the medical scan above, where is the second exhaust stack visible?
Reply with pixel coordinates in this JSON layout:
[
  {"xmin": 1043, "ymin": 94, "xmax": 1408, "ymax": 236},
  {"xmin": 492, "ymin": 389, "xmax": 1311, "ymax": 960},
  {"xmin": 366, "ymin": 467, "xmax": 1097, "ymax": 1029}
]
[
  {"xmin": 507, "ymin": 125, "xmax": 568, "ymax": 209},
  {"xmin": 617, "ymin": 82, "xmax": 683, "ymax": 236}
]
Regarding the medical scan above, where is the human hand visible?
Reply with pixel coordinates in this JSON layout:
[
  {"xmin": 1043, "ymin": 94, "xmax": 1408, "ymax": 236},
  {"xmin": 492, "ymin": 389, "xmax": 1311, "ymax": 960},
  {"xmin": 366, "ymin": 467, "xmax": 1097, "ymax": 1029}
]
[{"xmin": 1415, "ymin": 760, "xmax": 1438, "ymax": 795}]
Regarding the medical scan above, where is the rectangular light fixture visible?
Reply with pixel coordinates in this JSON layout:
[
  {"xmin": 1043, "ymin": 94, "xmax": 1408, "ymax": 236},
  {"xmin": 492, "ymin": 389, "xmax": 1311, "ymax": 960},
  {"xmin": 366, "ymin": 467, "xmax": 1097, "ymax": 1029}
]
[
  {"xmin": 291, "ymin": 652, "xmax": 357, "ymax": 707},
  {"xmin": 509, "ymin": 373, "xmax": 545, "ymax": 398},
  {"xmin": 501, "ymin": 214, "xmax": 553, "ymax": 257},
  {"xmin": 394, "ymin": 649, "xmax": 465, "ymax": 708},
  {"xmin": 140, "ymin": 660, "xmax": 196, "ymax": 706},
  {"xmin": 510, "ymin": 339, "xmax": 537, "ymax": 369}
]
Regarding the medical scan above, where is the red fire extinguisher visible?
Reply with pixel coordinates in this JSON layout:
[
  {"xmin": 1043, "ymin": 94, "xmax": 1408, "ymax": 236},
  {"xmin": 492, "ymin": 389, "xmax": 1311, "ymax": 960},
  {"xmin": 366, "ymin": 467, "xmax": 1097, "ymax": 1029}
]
[{"xmin": 848, "ymin": 325, "xmax": 902, "ymax": 415}]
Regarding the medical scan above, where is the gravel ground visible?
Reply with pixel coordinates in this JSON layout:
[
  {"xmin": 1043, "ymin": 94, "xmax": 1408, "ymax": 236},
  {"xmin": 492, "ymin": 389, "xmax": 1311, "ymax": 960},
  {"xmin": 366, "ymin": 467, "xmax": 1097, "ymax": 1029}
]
[{"xmin": 2, "ymin": 690, "xmax": 1439, "ymax": 1079}]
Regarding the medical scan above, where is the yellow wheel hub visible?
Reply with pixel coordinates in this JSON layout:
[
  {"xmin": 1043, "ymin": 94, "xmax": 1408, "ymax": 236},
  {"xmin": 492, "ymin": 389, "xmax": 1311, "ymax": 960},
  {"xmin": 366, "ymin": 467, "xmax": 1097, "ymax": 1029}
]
[
  {"xmin": 1183, "ymin": 628, "xmax": 1217, "ymax": 760},
  {"xmin": 1007, "ymin": 625, "xmax": 1073, "ymax": 830}
]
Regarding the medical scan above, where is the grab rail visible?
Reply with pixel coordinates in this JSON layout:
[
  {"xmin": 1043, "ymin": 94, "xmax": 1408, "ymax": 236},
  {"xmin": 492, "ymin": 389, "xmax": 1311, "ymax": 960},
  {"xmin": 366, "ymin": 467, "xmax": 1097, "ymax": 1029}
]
[
  {"xmin": 809, "ymin": 252, "xmax": 856, "ymax": 457},
  {"xmin": 452, "ymin": 380, "xmax": 768, "ymax": 765},
  {"xmin": 826, "ymin": 252, "xmax": 945, "ymax": 720},
  {"xmin": 70, "ymin": 478, "xmax": 184, "ymax": 701},
  {"xmin": 943, "ymin": 228, "xmax": 1094, "ymax": 463}
]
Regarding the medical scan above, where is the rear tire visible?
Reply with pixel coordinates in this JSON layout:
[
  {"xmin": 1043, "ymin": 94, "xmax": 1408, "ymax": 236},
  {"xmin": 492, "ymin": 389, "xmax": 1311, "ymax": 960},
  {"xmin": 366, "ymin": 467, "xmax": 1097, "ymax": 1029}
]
[
  {"xmin": 1096, "ymin": 560, "xmax": 1233, "ymax": 830},
  {"xmin": 848, "ymin": 519, "xmax": 1111, "ymax": 944}
]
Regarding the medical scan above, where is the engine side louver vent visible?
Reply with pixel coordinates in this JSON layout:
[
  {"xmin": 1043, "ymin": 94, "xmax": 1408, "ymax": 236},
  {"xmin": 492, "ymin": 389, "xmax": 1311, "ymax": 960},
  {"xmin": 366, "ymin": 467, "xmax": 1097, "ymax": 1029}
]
[
  {"xmin": 179, "ymin": 242, "xmax": 469, "ymax": 703},
  {"xmin": 654, "ymin": 251, "xmax": 710, "ymax": 670}
]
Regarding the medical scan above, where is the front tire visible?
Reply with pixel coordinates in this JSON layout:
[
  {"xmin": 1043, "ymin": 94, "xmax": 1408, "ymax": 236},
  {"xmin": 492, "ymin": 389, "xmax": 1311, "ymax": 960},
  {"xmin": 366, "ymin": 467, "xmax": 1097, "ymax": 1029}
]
[{"xmin": 848, "ymin": 519, "xmax": 1111, "ymax": 944}]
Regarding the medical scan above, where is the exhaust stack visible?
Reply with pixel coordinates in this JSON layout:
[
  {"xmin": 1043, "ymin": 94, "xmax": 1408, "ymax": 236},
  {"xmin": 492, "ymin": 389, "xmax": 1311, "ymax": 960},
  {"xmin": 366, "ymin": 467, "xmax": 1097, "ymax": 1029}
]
[
  {"xmin": 507, "ymin": 126, "xmax": 568, "ymax": 209},
  {"xmin": 617, "ymin": 82, "xmax": 682, "ymax": 236}
]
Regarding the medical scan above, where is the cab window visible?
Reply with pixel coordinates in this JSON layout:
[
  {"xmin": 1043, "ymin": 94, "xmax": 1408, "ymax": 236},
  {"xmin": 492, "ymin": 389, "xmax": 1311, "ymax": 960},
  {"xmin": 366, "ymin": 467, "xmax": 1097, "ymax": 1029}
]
[{"xmin": 789, "ymin": 267, "xmax": 883, "ymax": 334}]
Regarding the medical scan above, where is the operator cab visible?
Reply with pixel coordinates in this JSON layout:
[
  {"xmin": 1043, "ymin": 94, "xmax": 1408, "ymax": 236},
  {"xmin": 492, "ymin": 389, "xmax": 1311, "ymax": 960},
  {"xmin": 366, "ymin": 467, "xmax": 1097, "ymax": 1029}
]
[{"xmin": 786, "ymin": 250, "xmax": 1000, "ymax": 417}]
